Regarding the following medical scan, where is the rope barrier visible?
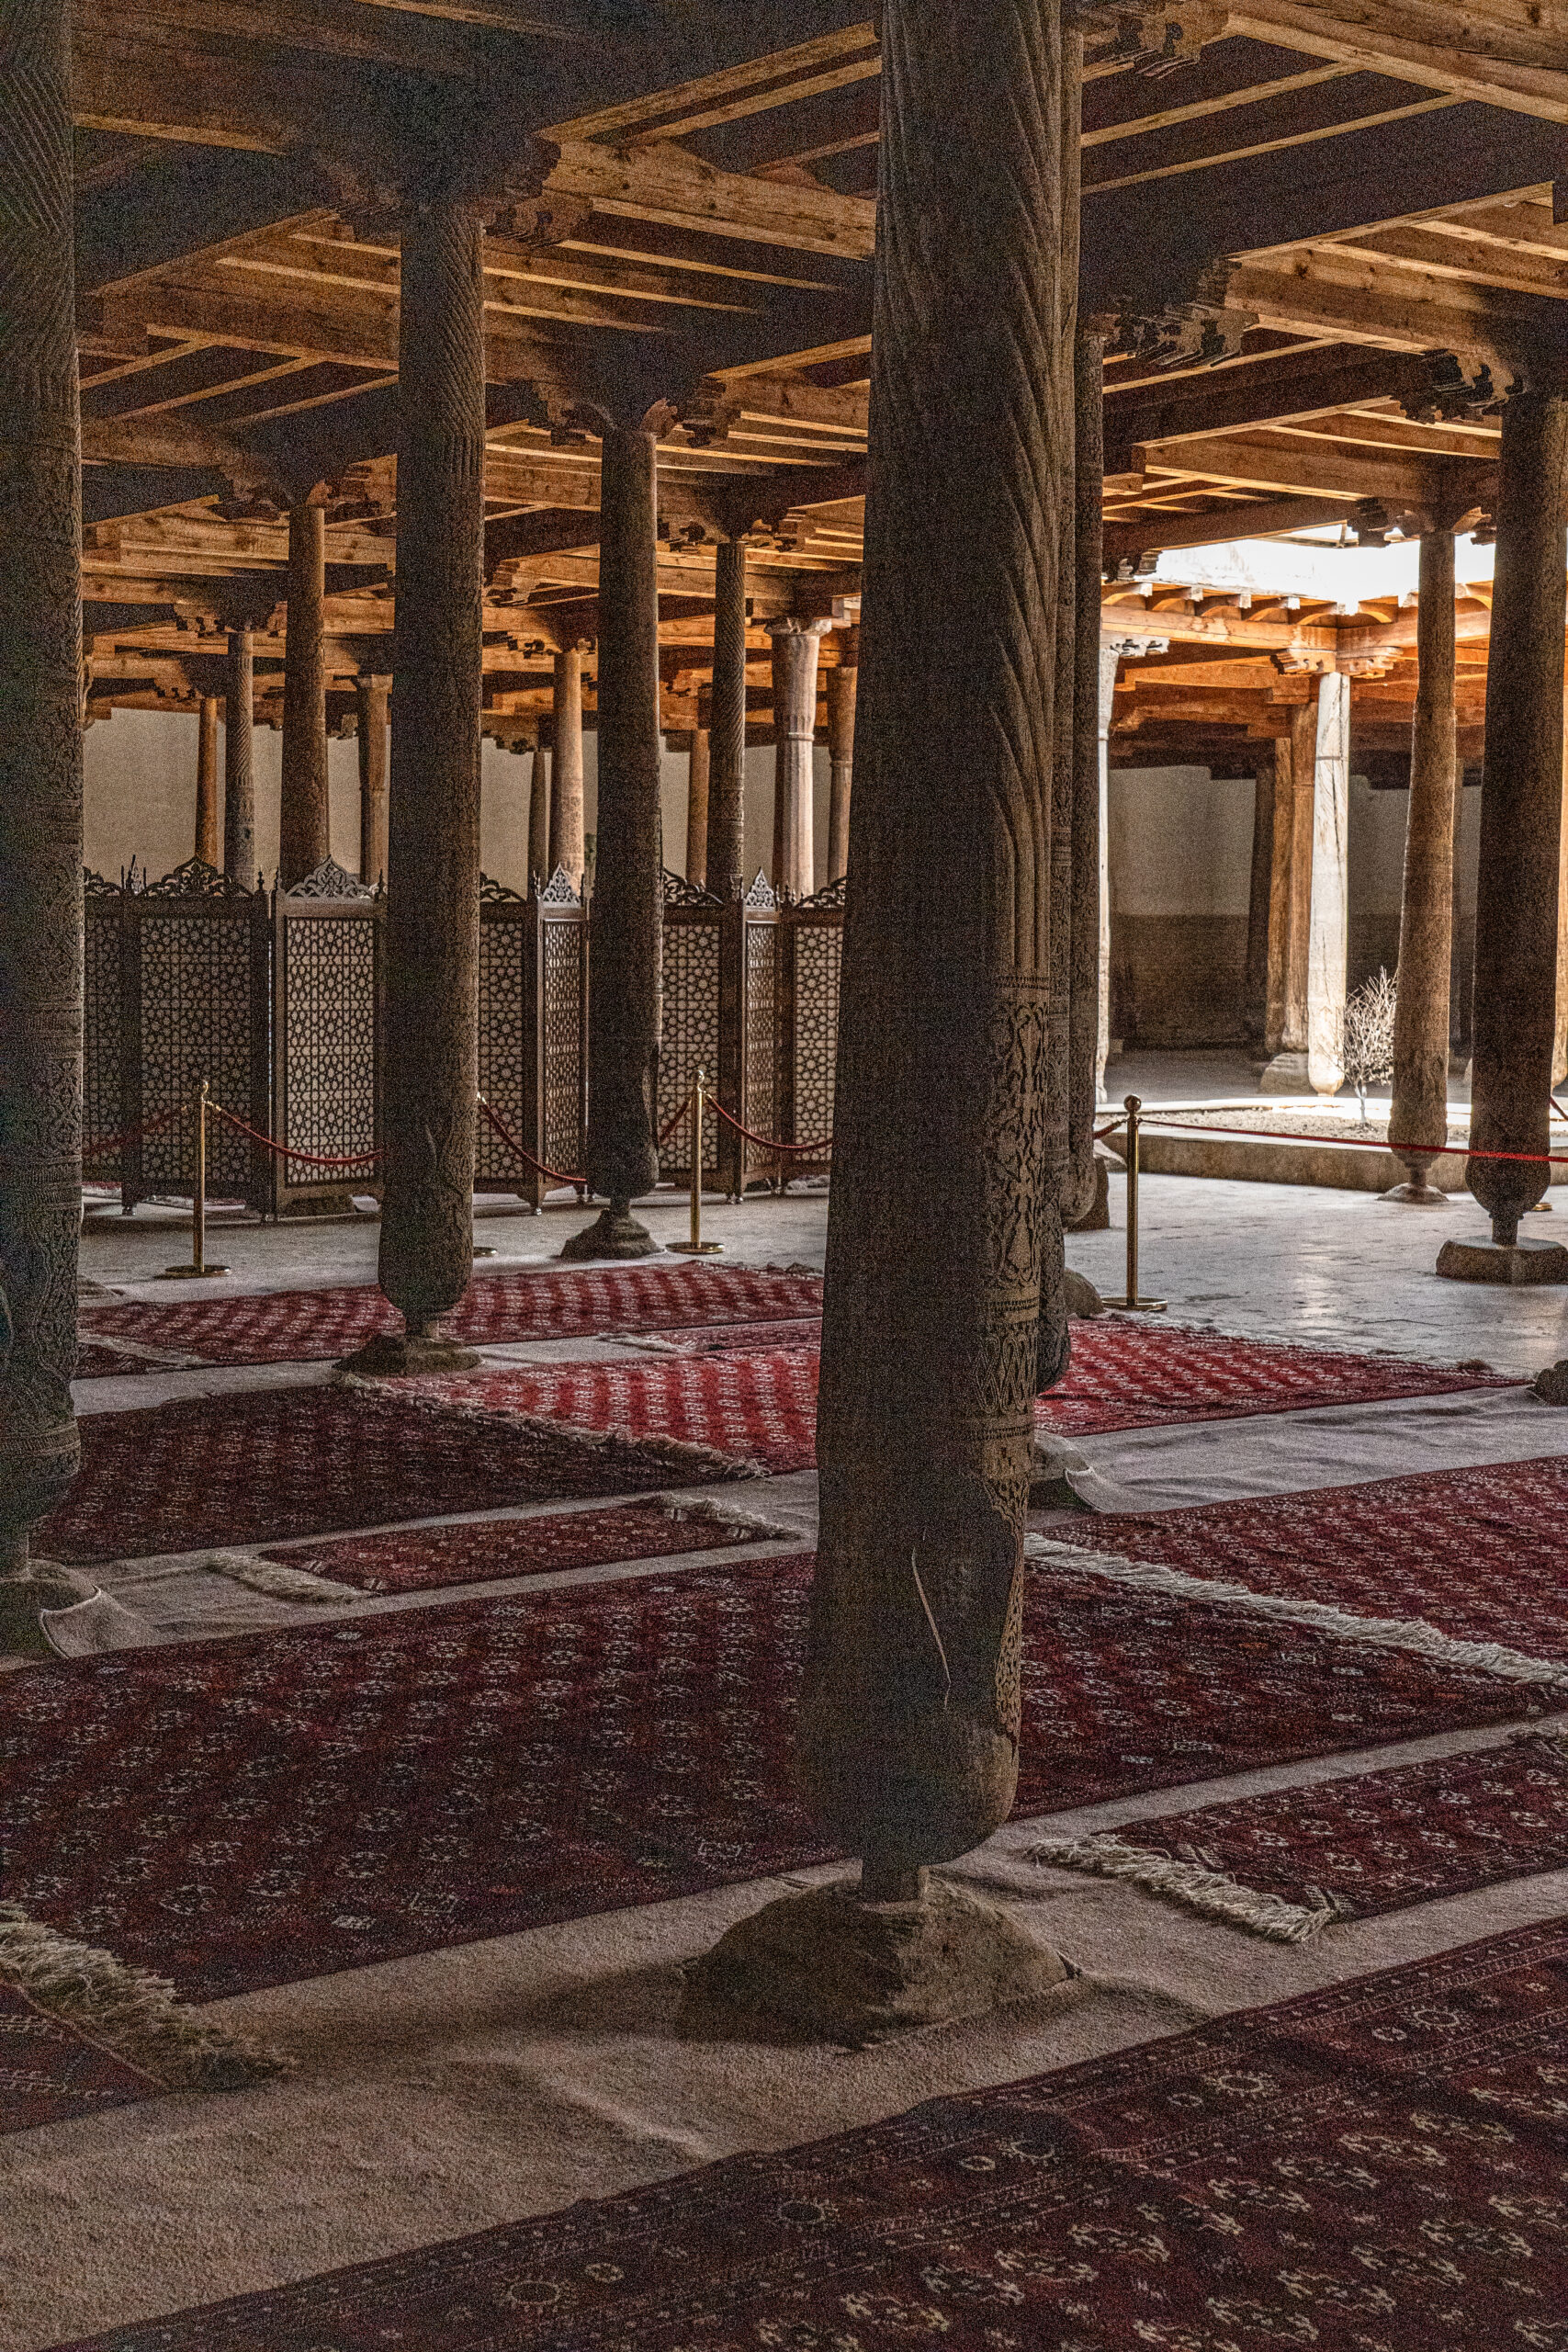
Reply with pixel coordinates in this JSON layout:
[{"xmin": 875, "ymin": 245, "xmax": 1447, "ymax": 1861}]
[
  {"xmin": 207, "ymin": 1100, "xmax": 382, "ymax": 1170},
  {"xmin": 658, "ymin": 1090, "xmax": 696, "ymax": 1148},
  {"xmin": 476, "ymin": 1096, "xmax": 586, "ymax": 1188},
  {"xmin": 1113, "ymin": 1112, "xmax": 1568, "ymax": 1169},
  {"xmin": 81, "ymin": 1101, "xmax": 185, "ymax": 1160},
  {"xmin": 705, "ymin": 1098, "xmax": 833, "ymax": 1155}
]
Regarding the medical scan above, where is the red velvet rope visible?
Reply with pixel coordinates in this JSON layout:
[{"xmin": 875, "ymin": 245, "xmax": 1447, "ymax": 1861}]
[
  {"xmin": 1127, "ymin": 1113, "xmax": 1568, "ymax": 1168},
  {"xmin": 81, "ymin": 1101, "xmax": 184, "ymax": 1159},
  {"xmin": 476, "ymin": 1096, "xmax": 586, "ymax": 1188},
  {"xmin": 208, "ymin": 1100, "xmax": 382, "ymax": 1169},
  {"xmin": 705, "ymin": 1098, "xmax": 832, "ymax": 1155}
]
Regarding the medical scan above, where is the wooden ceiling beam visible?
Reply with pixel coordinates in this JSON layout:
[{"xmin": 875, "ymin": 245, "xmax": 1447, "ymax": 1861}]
[
  {"xmin": 1103, "ymin": 493, "xmax": 1360, "ymax": 565},
  {"xmin": 1226, "ymin": 249, "xmax": 1568, "ymax": 368},
  {"xmin": 1137, "ymin": 426, "xmax": 1487, "ymax": 504},
  {"xmin": 1227, "ymin": 1, "xmax": 1568, "ymax": 124}
]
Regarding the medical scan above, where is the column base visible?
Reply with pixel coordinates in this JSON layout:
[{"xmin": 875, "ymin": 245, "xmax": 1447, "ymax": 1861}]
[
  {"xmin": 559, "ymin": 1206, "xmax": 657, "ymax": 1261},
  {"xmin": 1435, "ymin": 1236, "xmax": 1568, "ymax": 1285},
  {"xmin": 337, "ymin": 1329, "xmax": 480, "ymax": 1375},
  {"xmin": 1533, "ymin": 1361, "xmax": 1568, "ymax": 1404},
  {"xmin": 1258, "ymin": 1050, "xmax": 1314, "ymax": 1093},
  {"xmin": 277, "ymin": 1190, "xmax": 357, "ymax": 1220},
  {"xmin": 0, "ymin": 1564, "xmax": 102, "ymax": 1659},
  {"xmin": 680, "ymin": 1877, "xmax": 1069, "ymax": 2043},
  {"xmin": 1063, "ymin": 1269, "xmax": 1104, "ymax": 1317},
  {"xmin": 1380, "ymin": 1182, "xmax": 1451, "ymax": 1206}
]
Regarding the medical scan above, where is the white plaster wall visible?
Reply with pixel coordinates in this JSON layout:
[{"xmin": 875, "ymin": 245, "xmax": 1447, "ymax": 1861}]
[
  {"xmin": 1107, "ymin": 766, "xmax": 1255, "ymax": 917},
  {"xmin": 85, "ymin": 708, "xmax": 361, "ymax": 886}
]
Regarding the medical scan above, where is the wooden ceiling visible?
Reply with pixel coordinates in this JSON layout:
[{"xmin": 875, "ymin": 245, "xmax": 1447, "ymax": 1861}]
[{"xmin": 74, "ymin": 2, "xmax": 1568, "ymax": 752}]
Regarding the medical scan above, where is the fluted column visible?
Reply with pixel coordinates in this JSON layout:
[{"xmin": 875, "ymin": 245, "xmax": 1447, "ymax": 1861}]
[
  {"xmin": 1063, "ymin": 324, "xmax": 1102, "ymax": 1238},
  {"xmin": 195, "ymin": 695, "xmax": 220, "ymax": 866},
  {"xmin": 528, "ymin": 734, "xmax": 550, "ymax": 885},
  {"xmin": 825, "ymin": 628, "xmax": 857, "ymax": 883},
  {"xmin": 0, "ymin": 0, "xmax": 86, "ymax": 1648},
  {"xmin": 548, "ymin": 642, "xmax": 586, "ymax": 888},
  {"xmin": 346, "ymin": 197, "xmax": 485, "ymax": 1373},
  {"xmin": 356, "ymin": 673, "xmax": 389, "ymax": 887},
  {"xmin": 223, "ymin": 628, "xmax": 255, "ymax": 885},
  {"xmin": 1450, "ymin": 388, "xmax": 1568, "ymax": 1270},
  {"xmin": 1388, "ymin": 527, "xmax": 1459, "ymax": 1200},
  {"xmin": 706, "ymin": 538, "xmax": 748, "ymax": 899},
  {"xmin": 280, "ymin": 499, "xmax": 330, "ymax": 887},
  {"xmin": 563, "ymin": 415, "xmax": 665, "ymax": 1261},
  {"xmin": 685, "ymin": 708, "xmax": 711, "ymax": 887},
  {"xmin": 769, "ymin": 617, "xmax": 829, "ymax": 897}
]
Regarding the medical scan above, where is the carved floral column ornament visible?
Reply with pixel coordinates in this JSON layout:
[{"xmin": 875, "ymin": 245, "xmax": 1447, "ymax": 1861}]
[
  {"xmin": 195, "ymin": 696, "xmax": 220, "ymax": 867},
  {"xmin": 691, "ymin": 0, "xmax": 1078, "ymax": 2033},
  {"xmin": 0, "ymin": 0, "xmax": 90, "ymax": 1649},
  {"xmin": 825, "ymin": 627, "xmax": 858, "ymax": 885},
  {"xmin": 1387, "ymin": 522, "xmax": 1460, "ymax": 1201},
  {"xmin": 705, "ymin": 537, "xmax": 749, "ymax": 900}
]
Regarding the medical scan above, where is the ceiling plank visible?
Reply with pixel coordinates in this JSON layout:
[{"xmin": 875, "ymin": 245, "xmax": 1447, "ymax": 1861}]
[{"xmin": 1227, "ymin": 0, "xmax": 1568, "ymax": 123}]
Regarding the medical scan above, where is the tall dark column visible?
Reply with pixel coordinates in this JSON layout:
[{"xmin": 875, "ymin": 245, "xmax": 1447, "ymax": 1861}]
[
  {"xmin": 1063, "ymin": 323, "xmax": 1102, "ymax": 1237},
  {"xmin": 825, "ymin": 628, "xmax": 857, "ymax": 884},
  {"xmin": 1388, "ymin": 526, "xmax": 1458, "ymax": 1201},
  {"xmin": 1446, "ymin": 389, "xmax": 1568, "ymax": 1275},
  {"xmin": 769, "ymin": 617, "xmax": 829, "ymax": 897},
  {"xmin": 1261, "ymin": 693, "xmax": 1318, "ymax": 1088},
  {"xmin": 706, "ymin": 537, "xmax": 748, "ymax": 899},
  {"xmin": 223, "ymin": 627, "xmax": 255, "ymax": 885},
  {"xmin": 195, "ymin": 695, "xmax": 220, "ymax": 866},
  {"xmin": 356, "ymin": 673, "xmax": 389, "ymax": 886},
  {"xmin": 548, "ymin": 642, "xmax": 586, "ymax": 888},
  {"xmin": 563, "ymin": 416, "xmax": 665, "ymax": 1261},
  {"xmin": 0, "ymin": 0, "xmax": 87, "ymax": 1649},
  {"xmin": 705, "ymin": 0, "xmax": 1077, "ymax": 2018},
  {"xmin": 685, "ymin": 709, "xmax": 711, "ymax": 888},
  {"xmin": 280, "ymin": 499, "xmax": 330, "ymax": 887},
  {"xmin": 345, "ymin": 198, "xmax": 485, "ymax": 1372},
  {"xmin": 525, "ymin": 734, "xmax": 549, "ymax": 885},
  {"xmin": 1243, "ymin": 749, "xmax": 1275, "ymax": 1047}
]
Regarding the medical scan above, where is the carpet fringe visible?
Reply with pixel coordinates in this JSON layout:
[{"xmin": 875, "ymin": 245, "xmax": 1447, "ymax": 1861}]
[
  {"xmin": 0, "ymin": 1905, "xmax": 293, "ymax": 2090},
  {"xmin": 1024, "ymin": 1835, "xmax": 1340, "ymax": 1943},
  {"xmin": 335, "ymin": 1369, "xmax": 765, "ymax": 1480},
  {"xmin": 204, "ymin": 1551, "xmax": 353, "ymax": 1604},
  {"xmin": 649, "ymin": 1492, "xmax": 801, "ymax": 1541},
  {"xmin": 1025, "ymin": 1535, "xmax": 1568, "ymax": 1689}
]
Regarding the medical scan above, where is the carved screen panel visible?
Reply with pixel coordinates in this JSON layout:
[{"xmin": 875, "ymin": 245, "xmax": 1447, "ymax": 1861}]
[
  {"xmin": 83, "ymin": 893, "xmax": 123, "ymax": 1180},
  {"xmin": 659, "ymin": 914, "xmax": 721, "ymax": 1178},
  {"xmin": 138, "ymin": 910, "xmax": 259, "ymax": 1198},
  {"xmin": 277, "ymin": 911, "xmax": 378, "ymax": 1192},
  {"xmin": 541, "ymin": 915, "xmax": 585, "ymax": 1180},
  {"xmin": 742, "ymin": 916, "xmax": 781, "ymax": 1182},
  {"xmin": 476, "ymin": 909, "xmax": 530, "ymax": 1185},
  {"xmin": 792, "ymin": 922, "xmax": 841, "ymax": 1143}
]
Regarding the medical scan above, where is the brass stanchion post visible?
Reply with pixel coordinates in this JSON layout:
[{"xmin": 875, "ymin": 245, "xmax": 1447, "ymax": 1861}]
[
  {"xmin": 669, "ymin": 1067, "xmax": 722, "ymax": 1256},
  {"xmin": 1110, "ymin": 1092, "xmax": 1164, "ymax": 1312},
  {"xmin": 159, "ymin": 1079, "xmax": 229, "ymax": 1279}
]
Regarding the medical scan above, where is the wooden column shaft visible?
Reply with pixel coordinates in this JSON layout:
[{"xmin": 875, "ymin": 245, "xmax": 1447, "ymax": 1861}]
[
  {"xmin": 826, "ymin": 628, "xmax": 857, "ymax": 885},
  {"xmin": 280, "ymin": 500, "xmax": 329, "ymax": 888},
  {"xmin": 195, "ymin": 695, "xmax": 220, "ymax": 867},
  {"xmin": 356, "ymin": 673, "xmax": 389, "ymax": 887},
  {"xmin": 223, "ymin": 628, "xmax": 255, "ymax": 886},
  {"xmin": 1263, "ymin": 723, "xmax": 1296, "ymax": 1055},
  {"xmin": 1064, "ymin": 325, "xmax": 1102, "ymax": 1232},
  {"xmin": 769, "ymin": 618, "xmax": 827, "ymax": 899},
  {"xmin": 1243, "ymin": 751, "xmax": 1275, "ymax": 1046},
  {"xmin": 1470, "ymin": 388, "xmax": 1568, "ymax": 1243},
  {"xmin": 706, "ymin": 538, "xmax": 748, "ymax": 900},
  {"xmin": 1306, "ymin": 672, "xmax": 1351, "ymax": 1095},
  {"xmin": 528, "ymin": 738, "xmax": 550, "ymax": 884},
  {"xmin": 1282, "ymin": 694, "xmax": 1317, "ymax": 1053},
  {"xmin": 1389, "ymin": 529, "xmax": 1458, "ymax": 1186},
  {"xmin": 548, "ymin": 644, "xmax": 586, "ymax": 888},
  {"xmin": 685, "ymin": 722, "xmax": 711, "ymax": 888}
]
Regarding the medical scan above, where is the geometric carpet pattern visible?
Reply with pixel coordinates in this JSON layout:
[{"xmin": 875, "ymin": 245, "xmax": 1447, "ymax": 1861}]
[
  {"xmin": 39, "ymin": 1384, "xmax": 740, "ymax": 1565},
  {"xmin": 77, "ymin": 1263, "xmax": 827, "ymax": 1370},
  {"xmin": 267, "ymin": 1498, "xmax": 779, "ymax": 1595},
  {"xmin": 48, "ymin": 1918, "xmax": 1568, "ymax": 2349},
  {"xmin": 1068, "ymin": 1729, "xmax": 1568, "ymax": 1925},
  {"xmin": 409, "ymin": 1352, "xmax": 821, "ymax": 1474},
  {"xmin": 1088, "ymin": 1453, "xmax": 1568, "ymax": 1658},
  {"xmin": 1, "ymin": 1554, "xmax": 1546, "ymax": 2001},
  {"xmin": 0, "ymin": 1983, "xmax": 157, "ymax": 2139}
]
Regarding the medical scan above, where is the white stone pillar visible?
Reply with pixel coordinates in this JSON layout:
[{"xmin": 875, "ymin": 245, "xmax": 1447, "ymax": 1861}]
[{"xmin": 1306, "ymin": 669, "xmax": 1351, "ymax": 1096}]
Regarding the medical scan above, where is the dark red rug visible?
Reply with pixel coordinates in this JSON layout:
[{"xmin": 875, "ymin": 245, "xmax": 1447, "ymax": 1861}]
[
  {"xmin": 38, "ymin": 1385, "xmax": 740, "ymax": 1566},
  {"xmin": 0, "ymin": 1984, "xmax": 156, "ymax": 2138},
  {"xmin": 49, "ymin": 1919, "xmax": 1568, "ymax": 2351},
  {"xmin": 266, "ymin": 1498, "xmax": 780, "ymax": 1596},
  {"xmin": 410, "ymin": 1351, "xmax": 820, "ymax": 1473},
  {"xmin": 1, "ymin": 1555, "xmax": 1544, "ymax": 2002},
  {"xmin": 1089, "ymin": 1453, "xmax": 1568, "ymax": 1660},
  {"xmin": 1052, "ymin": 1731, "xmax": 1568, "ymax": 1930},
  {"xmin": 76, "ymin": 1263, "xmax": 824, "ymax": 1370},
  {"xmin": 652, "ymin": 1315, "xmax": 823, "ymax": 1354}
]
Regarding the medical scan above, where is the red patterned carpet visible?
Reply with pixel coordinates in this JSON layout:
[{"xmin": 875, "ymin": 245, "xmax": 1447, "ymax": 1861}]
[
  {"xmin": 268, "ymin": 1498, "xmax": 777, "ymax": 1595},
  {"xmin": 50, "ymin": 1920, "xmax": 1568, "ymax": 2351},
  {"xmin": 1089, "ymin": 1453, "xmax": 1568, "ymax": 1658},
  {"xmin": 77, "ymin": 1263, "xmax": 824, "ymax": 1370},
  {"xmin": 0, "ymin": 1984, "xmax": 156, "ymax": 2139},
  {"xmin": 412, "ymin": 1351, "xmax": 821, "ymax": 1473},
  {"xmin": 39, "ymin": 1385, "xmax": 739, "ymax": 1565},
  {"xmin": 1, "ymin": 1555, "xmax": 1543, "ymax": 2001},
  {"xmin": 1068, "ymin": 1731, "xmax": 1568, "ymax": 1926}
]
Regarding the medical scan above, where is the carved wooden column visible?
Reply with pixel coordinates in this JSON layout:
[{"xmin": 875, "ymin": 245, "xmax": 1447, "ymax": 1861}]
[
  {"xmin": 1063, "ymin": 325, "xmax": 1102, "ymax": 1236},
  {"xmin": 694, "ymin": 0, "xmax": 1077, "ymax": 2030},
  {"xmin": 1262, "ymin": 693, "xmax": 1318, "ymax": 1087},
  {"xmin": 1388, "ymin": 526, "xmax": 1459, "ymax": 1201},
  {"xmin": 769, "ymin": 616, "xmax": 829, "ymax": 897},
  {"xmin": 1095, "ymin": 640, "xmax": 1122, "ymax": 1098},
  {"xmin": 528, "ymin": 733, "xmax": 550, "ymax": 885},
  {"xmin": 1555, "ymin": 685, "xmax": 1568, "ymax": 1085},
  {"xmin": 345, "ymin": 196, "xmax": 486, "ymax": 1372},
  {"xmin": 280, "ymin": 499, "xmax": 330, "ymax": 888},
  {"xmin": 826, "ymin": 627, "xmax": 857, "ymax": 883},
  {"xmin": 356, "ymin": 673, "xmax": 389, "ymax": 886},
  {"xmin": 223, "ymin": 627, "xmax": 255, "ymax": 885},
  {"xmin": 548, "ymin": 642, "xmax": 586, "ymax": 888},
  {"xmin": 195, "ymin": 695, "xmax": 220, "ymax": 866},
  {"xmin": 706, "ymin": 537, "xmax": 748, "ymax": 899},
  {"xmin": 685, "ymin": 705, "xmax": 711, "ymax": 888},
  {"xmin": 1442, "ymin": 388, "xmax": 1568, "ymax": 1280},
  {"xmin": 1306, "ymin": 671, "xmax": 1351, "ymax": 1096},
  {"xmin": 1243, "ymin": 749, "xmax": 1275, "ymax": 1047},
  {"xmin": 0, "ymin": 0, "xmax": 89, "ymax": 1648},
  {"xmin": 563, "ymin": 413, "xmax": 665, "ymax": 1261}
]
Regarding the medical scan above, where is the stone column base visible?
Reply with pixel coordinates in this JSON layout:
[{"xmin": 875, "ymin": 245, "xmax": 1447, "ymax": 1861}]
[
  {"xmin": 560, "ymin": 1206, "xmax": 657, "ymax": 1261},
  {"xmin": 337, "ymin": 1330, "xmax": 480, "ymax": 1374},
  {"xmin": 680, "ymin": 1878, "xmax": 1069, "ymax": 2043},
  {"xmin": 1066, "ymin": 1158, "xmax": 1110, "ymax": 1232},
  {"xmin": 1436, "ymin": 1236, "xmax": 1568, "ymax": 1285},
  {"xmin": 1381, "ymin": 1181, "xmax": 1451, "ymax": 1206},
  {"xmin": 1258, "ymin": 1051, "xmax": 1314, "ymax": 1093}
]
